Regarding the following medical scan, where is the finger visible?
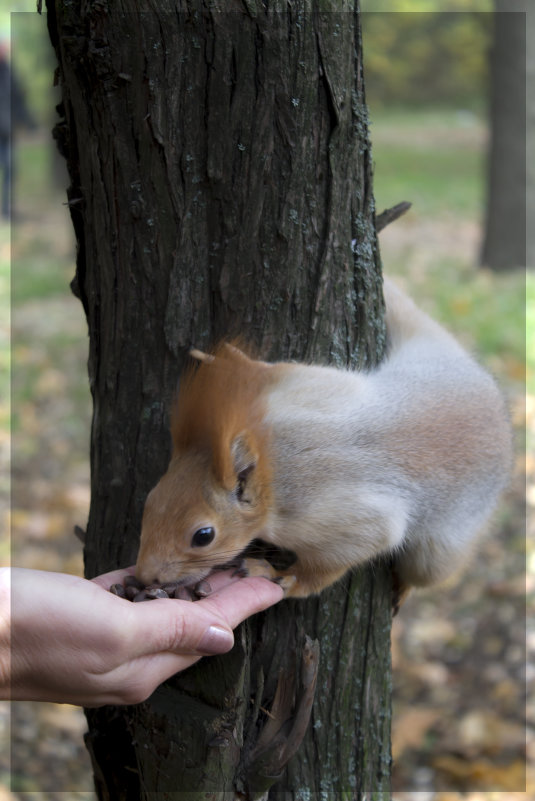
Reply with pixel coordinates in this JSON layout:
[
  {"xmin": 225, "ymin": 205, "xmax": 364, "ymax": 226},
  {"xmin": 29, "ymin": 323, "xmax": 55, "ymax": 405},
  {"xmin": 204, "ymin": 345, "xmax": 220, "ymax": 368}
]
[
  {"xmin": 91, "ymin": 566, "xmax": 137, "ymax": 590},
  {"xmin": 127, "ymin": 576, "xmax": 283, "ymax": 658},
  {"xmin": 195, "ymin": 576, "xmax": 284, "ymax": 631},
  {"xmin": 126, "ymin": 598, "xmax": 234, "ymax": 657}
]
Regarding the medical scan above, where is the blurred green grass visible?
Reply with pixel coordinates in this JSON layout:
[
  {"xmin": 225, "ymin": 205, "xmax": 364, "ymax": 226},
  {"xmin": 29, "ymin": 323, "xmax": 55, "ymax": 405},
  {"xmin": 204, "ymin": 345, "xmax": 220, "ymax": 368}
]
[
  {"xmin": 371, "ymin": 108, "xmax": 486, "ymax": 218},
  {"xmin": 12, "ymin": 140, "xmax": 74, "ymax": 303},
  {"xmin": 10, "ymin": 134, "xmax": 88, "ymax": 442}
]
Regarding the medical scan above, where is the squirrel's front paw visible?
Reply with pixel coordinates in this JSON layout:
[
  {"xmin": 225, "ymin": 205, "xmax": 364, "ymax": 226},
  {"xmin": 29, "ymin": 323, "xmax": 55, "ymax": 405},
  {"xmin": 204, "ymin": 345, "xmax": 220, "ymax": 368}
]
[
  {"xmin": 237, "ymin": 557, "xmax": 296, "ymax": 596},
  {"xmin": 270, "ymin": 574, "xmax": 297, "ymax": 595}
]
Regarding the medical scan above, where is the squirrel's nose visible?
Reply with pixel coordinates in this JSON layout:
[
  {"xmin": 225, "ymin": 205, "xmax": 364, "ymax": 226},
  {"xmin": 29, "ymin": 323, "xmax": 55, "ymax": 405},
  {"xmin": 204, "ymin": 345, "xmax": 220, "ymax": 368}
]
[{"xmin": 135, "ymin": 554, "xmax": 162, "ymax": 586}]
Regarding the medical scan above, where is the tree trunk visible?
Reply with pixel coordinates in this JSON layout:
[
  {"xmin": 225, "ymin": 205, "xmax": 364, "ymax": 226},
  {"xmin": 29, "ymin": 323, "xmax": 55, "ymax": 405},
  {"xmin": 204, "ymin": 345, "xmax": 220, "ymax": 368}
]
[
  {"xmin": 481, "ymin": 3, "xmax": 527, "ymax": 270},
  {"xmin": 46, "ymin": 4, "xmax": 392, "ymax": 798}
]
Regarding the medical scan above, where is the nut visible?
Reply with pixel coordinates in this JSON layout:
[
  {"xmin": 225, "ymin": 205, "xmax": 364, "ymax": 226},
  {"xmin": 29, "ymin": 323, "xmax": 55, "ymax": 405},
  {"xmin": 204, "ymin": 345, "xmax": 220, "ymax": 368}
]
[
  {"xmin": 145, "ymin": 587, "xmax": 169, "ymax": 600},
  {"xmin": 110, "ymin": 575, "xmax": 212, "ymax": 603},
  {"xmin": 125, "ymin": 584, "xmax": 140, "ymax": 601},
  {"xmin": 174, "ymin": 585, "xmax": 195, "ymax": 601}
]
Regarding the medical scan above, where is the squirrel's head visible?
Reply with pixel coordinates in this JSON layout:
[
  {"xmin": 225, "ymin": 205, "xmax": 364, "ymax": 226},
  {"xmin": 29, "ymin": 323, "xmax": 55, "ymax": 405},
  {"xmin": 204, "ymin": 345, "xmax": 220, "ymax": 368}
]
[{"xmin": 136, "ymin": 343, "xmax": 273, "ymax": 586}]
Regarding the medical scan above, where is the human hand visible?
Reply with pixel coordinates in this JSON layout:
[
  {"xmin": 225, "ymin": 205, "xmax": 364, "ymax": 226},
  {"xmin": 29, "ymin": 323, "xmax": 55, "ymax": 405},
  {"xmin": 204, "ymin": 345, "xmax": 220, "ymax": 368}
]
[{"xmin": 0, "ymin": 565, "xmax": 283, "ymax": 707}]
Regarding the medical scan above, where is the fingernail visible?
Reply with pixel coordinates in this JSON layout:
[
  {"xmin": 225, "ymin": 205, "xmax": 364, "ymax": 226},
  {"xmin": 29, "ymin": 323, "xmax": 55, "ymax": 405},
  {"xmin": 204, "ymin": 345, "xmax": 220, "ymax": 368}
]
[{"xmin": 198, "ymin": 625, "xmax": 234, "ymax": 656}]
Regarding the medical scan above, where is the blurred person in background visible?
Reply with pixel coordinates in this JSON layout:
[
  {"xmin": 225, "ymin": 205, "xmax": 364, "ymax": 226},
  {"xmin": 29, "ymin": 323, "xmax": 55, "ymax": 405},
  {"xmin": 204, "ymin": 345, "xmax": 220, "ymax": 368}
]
[{"xmin": 0, "ymin": 35, "xmax": 35, "ymax": 220}]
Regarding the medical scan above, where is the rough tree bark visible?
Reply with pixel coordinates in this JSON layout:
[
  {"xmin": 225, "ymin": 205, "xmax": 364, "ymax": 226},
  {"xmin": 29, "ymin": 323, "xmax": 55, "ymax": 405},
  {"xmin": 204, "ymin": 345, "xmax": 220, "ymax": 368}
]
[{"xmin": 46, "ymin": 4, "xmax": 392, "ymax": 798}]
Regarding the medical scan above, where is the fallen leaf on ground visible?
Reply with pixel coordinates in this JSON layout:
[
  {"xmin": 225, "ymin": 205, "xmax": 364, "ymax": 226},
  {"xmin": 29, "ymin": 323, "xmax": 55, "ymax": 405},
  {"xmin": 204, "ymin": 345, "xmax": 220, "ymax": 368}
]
[
  {"xmin": 433, "ymin": 754, "xmax": 526, "ymax": 791},
  {"xmin": 392, "ymin": 707, "xmax": 441, "ymax": 760}
]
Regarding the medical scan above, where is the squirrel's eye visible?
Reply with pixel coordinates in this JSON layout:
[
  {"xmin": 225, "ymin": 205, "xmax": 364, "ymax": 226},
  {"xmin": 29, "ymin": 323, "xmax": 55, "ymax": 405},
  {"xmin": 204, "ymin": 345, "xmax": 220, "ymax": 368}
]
[{"xmin": 191, "ymin": 527, "xmax": 215, "ymax": 547}]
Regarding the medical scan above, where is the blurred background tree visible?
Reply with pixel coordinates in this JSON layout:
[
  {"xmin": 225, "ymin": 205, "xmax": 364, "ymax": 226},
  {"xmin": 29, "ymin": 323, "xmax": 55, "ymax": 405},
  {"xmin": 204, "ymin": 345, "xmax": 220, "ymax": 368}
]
[
  {"xmin": 360, "ymin": 0, "xmax": 528, "ymax": 273},
  {"xmin": 360, "ymin": 4, "xmax": 492, "ymax": 108},
  {"xmin": 528, "ymin": 4, "xmax": 534, "ymax": 268},
  {"xmin": 481, "ymin": 2, "xmax": 527, "ymax": 270}
]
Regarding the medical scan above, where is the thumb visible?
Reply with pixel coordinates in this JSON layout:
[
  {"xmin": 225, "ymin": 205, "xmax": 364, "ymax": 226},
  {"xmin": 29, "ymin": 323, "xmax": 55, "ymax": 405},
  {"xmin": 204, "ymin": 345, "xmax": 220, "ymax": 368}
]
[
  {"xmin": 129, "ymin": 600, "xmax": 235, "ymax": 657},
  {"xmin": 195, "ymin": 623, "xmax": 235, "ymax": 656}
]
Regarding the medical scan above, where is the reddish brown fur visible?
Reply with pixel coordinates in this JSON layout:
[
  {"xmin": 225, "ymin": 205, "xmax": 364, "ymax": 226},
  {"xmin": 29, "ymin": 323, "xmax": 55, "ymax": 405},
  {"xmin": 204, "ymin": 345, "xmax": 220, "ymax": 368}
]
[{"xmin": 171, "ymin": 343, "xmax": 275, "ymax": 493}]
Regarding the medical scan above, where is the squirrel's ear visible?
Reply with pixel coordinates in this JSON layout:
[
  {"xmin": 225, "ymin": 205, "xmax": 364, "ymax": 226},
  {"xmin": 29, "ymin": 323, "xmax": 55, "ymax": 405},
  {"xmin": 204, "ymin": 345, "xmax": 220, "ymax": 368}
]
[
  {"xmin": 189, "ymin": 347, "xmax": 214, "ymax": 364},
  {"xmin": 231, "ymin": 434, "xmax": 259, "ymax": 504},
  {"xmin": 231, "ymin": 433, "xmax": 257, "ymax": 481}
]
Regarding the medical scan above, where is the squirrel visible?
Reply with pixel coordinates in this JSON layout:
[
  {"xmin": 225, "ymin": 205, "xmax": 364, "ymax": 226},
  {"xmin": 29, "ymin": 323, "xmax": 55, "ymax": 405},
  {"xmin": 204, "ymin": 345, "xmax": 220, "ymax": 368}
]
[{"xmin": 135, "ymin": 277, "xmax": 512, "ymax": 601}]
